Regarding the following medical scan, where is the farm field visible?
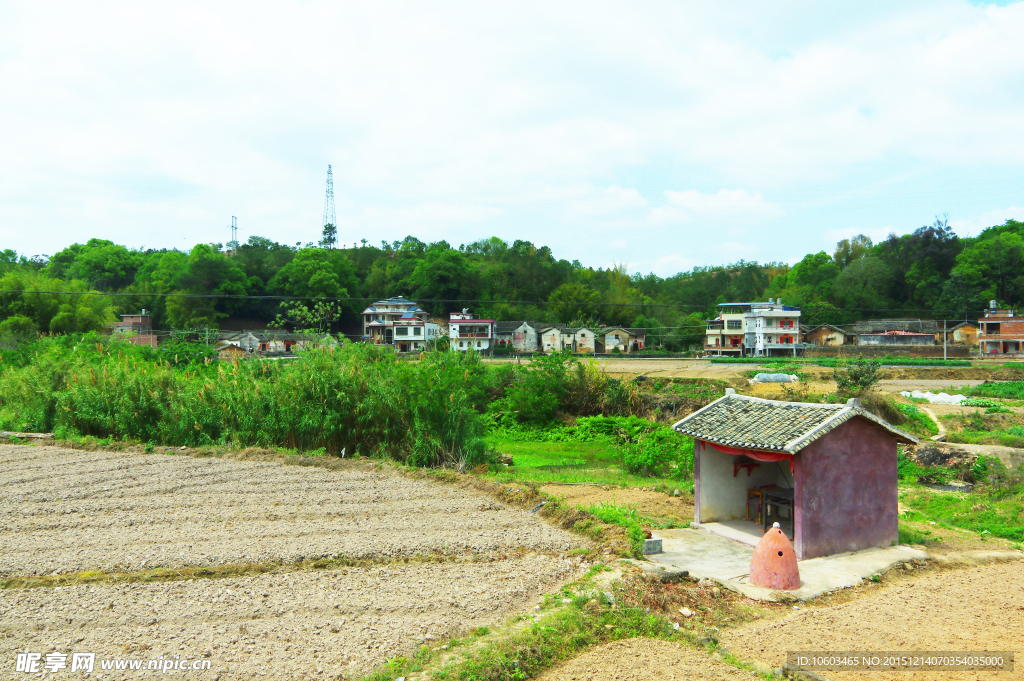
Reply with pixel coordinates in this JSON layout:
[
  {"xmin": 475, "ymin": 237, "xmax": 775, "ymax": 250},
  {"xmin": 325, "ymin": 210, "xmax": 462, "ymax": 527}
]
[
  {"xmin": 0, "ymin": 445, "xmax": 580, "ymax": 577},
  {"xmin": 0, "ymin": 444, "xmax": 587, "ymax": 679}
]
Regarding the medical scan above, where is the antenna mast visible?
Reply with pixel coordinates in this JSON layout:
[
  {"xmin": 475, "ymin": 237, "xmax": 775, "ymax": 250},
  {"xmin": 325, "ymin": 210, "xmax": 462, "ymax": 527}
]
[{"xmin": 320, "ymin": 165, "xmax": 337, "ymax": 248}]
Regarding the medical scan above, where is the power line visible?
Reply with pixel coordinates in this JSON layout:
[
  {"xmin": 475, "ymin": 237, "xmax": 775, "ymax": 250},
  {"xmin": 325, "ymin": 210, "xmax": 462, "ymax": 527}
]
[{"xmin": 0, "ymin": 288, "xmax": 989, "ymax": 316}]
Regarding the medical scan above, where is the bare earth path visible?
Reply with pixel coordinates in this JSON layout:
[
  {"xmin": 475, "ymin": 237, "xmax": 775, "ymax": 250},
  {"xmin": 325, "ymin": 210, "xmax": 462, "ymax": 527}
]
[
  {"xmin": 723, "ymin": 561, "xmax": 1024, "ymax": 681},
  {"xmin": 536, "ymin": 638, "xmax": 758, "ymax": 681},
  {"xmin": 0, "ymin": 444, "xmax": 587, "ymax": 679}
]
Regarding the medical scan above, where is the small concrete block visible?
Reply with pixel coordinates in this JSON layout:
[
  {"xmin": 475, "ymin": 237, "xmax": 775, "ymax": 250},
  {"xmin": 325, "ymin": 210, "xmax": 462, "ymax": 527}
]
[{"xmin": 643, "ymin": 538, "xmax": 662, "ymax": 555}]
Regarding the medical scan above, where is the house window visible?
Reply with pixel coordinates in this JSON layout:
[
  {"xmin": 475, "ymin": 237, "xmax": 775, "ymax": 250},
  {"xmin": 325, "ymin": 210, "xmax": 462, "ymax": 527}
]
[
  {"xmin": 459, "ymin": 341, "xmax": 464, "ymax": 348},
  {"xmin": 477, "ymin": 341, "xmax": 481, "ymax": 347},
  {"xmin": 413, "ymin": 327, "xmax": 422, "ymax": 336},
  {"xmin": 727, "ymin": 320, "xmax": 742, "ymax": 330},
  {"xmin": 396, "ymin": 327, "xmax": 408, "ymax": 336}
]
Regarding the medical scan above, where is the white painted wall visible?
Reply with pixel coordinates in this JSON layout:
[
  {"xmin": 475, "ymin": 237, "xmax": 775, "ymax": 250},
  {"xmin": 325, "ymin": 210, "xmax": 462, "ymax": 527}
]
[{"xmin": 696, "ymin": 443, "xmax": 791, "ymax": 523}]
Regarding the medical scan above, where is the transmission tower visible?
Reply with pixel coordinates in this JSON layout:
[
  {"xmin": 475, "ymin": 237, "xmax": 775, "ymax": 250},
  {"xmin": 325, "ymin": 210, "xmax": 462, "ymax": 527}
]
[{"xmin": 321, "ymin": 165, "xmax": 337, "ymax": 248}]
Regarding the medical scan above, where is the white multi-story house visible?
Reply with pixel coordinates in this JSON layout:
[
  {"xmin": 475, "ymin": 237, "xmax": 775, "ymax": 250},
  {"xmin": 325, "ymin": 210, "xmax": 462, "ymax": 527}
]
[
  {"xmin": 361, "ymin": 296, "xmax": 440, "ymax": 352},
  {"xmin": 743, "ymin": 299, "xmax": 801, "ymax": 357},
  {"xmin": 449, "ymin": 309, "xmax": 496, "ymax": 353},
  {"xmin": 705, "ymin": 300, "xmax": 801, "ymax": 357}
]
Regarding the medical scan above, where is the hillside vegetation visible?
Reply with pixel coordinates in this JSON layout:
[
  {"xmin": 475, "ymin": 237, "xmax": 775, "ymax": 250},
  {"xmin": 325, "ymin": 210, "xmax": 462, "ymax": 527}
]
[{"xmin": 3, "ymin": 217, "xmax": 1023, "ymax": 346}]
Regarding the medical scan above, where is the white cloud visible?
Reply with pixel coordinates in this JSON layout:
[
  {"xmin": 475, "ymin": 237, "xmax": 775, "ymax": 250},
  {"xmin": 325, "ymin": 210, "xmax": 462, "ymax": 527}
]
[
  {"xmin": 663, "ymin": 189, "xmax": 779, "ymax": 215},
  {"xmin": 949, "ymin": 207, "xmax": 1024, "ymax": 238},
  {"xmin": 1, "ymin": 1, "xmax": 1023, "ymax": 273}
]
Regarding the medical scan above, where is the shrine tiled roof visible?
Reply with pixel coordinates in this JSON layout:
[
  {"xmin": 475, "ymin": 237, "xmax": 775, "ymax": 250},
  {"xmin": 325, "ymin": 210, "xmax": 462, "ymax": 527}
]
[{"xmin": 671, "ymin": 392, "xmax": 917, "ymax": 452}]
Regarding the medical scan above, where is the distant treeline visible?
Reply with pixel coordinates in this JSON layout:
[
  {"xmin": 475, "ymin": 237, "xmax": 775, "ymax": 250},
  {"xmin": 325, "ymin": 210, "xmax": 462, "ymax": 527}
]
[{"xmin": 1, "ymin": 217, "xmax": 1021, "ymax": 350}]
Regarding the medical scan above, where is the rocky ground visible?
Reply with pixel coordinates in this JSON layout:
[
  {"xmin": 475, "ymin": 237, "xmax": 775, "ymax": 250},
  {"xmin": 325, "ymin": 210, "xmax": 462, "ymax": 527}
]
[{"xmin": 0, "ymin": 444, "xmax": 587, "ymax": 679}]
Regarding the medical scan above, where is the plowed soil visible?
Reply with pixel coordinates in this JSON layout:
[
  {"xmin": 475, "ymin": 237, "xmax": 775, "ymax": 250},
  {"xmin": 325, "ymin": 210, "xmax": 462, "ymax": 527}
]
[
  {"xmin": 1, "ymin": 555, "xmax": 583, "ymax": 680},
  {"xmin": 0, "ymin": 445, "xmax": 580, "ymax": 576},
  {"xmin": 723, "ymin": 561, "xmax": 1024, "ymax": 681},
  {"xmin": 0, "ymin": 444, "xmax": 588, "ymax": 679}
]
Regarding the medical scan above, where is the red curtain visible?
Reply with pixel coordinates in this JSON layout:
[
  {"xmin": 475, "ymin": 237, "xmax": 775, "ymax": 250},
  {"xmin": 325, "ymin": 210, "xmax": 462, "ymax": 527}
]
[{"xmin": 702, "ymin": 440, "xmax": 794, "ymax": 472}]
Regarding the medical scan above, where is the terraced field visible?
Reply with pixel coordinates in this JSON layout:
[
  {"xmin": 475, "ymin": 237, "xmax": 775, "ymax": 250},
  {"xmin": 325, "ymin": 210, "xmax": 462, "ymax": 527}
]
[{"xmin": 0, "ymin": 445, "xmax": 587, "ymax": 679}]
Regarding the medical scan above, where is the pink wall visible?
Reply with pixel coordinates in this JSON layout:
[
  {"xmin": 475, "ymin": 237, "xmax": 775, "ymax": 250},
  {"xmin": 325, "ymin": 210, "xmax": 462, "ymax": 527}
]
[{"xmin": 794, "ymin": 418, "xmax": 899, "ymax": 560}]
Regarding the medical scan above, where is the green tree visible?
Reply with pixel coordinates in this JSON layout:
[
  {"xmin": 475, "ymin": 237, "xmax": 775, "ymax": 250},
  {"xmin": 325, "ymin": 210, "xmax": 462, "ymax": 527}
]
[
  {"xmin": 410, "ymin": 246, "xmax": 471, "ymax": 315},
  {"xmin": 165, "ymin": 244, "xmax": 248, "ymax": 328},
  {"xmin": 833, "ymin": 235, "xmax": 873, "ymax": 269},
  {"xmin": 949, "ymin": 224, "xmax": 1024, "ymax": 306},
  {"xmin": 269, "ymin": 248, "xmax": 359, "ymax": 303},
  {"xmin": 831, "ymin": 257, "xmax": 894, "ymax": 311},
  {"xmin": 548, "ymin": 282, "xmax": 599, "ymax": 323}
]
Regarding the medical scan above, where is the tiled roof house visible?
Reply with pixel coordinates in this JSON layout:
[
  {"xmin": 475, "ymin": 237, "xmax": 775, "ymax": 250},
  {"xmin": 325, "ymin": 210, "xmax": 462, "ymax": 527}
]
[{"xmin": 673, "ymin": 391, "xmax": 917, "ymax": 560}]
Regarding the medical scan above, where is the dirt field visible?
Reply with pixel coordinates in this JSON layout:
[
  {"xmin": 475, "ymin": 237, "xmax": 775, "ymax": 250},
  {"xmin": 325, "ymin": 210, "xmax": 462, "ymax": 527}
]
[
  {"xmin": 536, "ymin": 638, "xmax": 758, "ymax": 681},
  {"xmin": 723, "ymin": 561, "xmax": 1024, "ymax": 681},
  {"xmin": 0, "ymin": 444, "xmax": 588, "ymax": 679},
  {"xmin": 1, "ymin": 555, "xmax": 582, "ymax": 680},
  {"xmin": 0, "ymin": 445, "xmax": 580, "ymax": 577}
]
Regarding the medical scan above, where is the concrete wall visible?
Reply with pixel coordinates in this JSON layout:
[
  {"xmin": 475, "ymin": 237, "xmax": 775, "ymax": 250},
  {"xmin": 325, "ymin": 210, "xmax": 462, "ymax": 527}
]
[
  {"xmin": 694, "ymin": 440, "xmax": 792, "ymax": 523},
  {"xmin": 802, "ymin": 345, "xmax": 971, "ymax": 358},
  {"xmin": 794, "ymin": 418, "xmax": 898, "ymax": 560},
  {"xmin": 858, "ymin": 334, "xmax": 933, "ymax": 346}
]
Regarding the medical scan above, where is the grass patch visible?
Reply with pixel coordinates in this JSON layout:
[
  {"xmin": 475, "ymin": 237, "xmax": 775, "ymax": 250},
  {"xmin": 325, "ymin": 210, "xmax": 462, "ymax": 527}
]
[
  {"xmin": 900, "ymin": 456, "xmax": 1024, "ymax": 543},
  {"xmin": 486, "ymin": 416, "xmax": 694, "ymax": 486},
  {"xmin": 894, "ymin": 403, "xmax": 939, "ymax": 437},
  {"xmin": 0, "ymin": 551, "xmax": 485, "ymax": 590},
  {"xmin": 966, "ymin": 380, "xmax": 1024, "ymax": 401}
]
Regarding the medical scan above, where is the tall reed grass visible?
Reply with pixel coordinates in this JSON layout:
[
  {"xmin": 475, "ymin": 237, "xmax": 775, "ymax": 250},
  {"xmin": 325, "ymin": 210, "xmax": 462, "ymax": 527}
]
[{"xmin": 0, "ymin": 336, "xmax": 490, "ymax": 468}]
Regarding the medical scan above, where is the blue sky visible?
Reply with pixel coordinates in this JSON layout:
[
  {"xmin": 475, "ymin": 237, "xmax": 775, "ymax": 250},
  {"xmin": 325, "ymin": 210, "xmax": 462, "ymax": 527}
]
[{"xmin": 1, "ymin": 1, "xmax": 1022, "ymax": 275}]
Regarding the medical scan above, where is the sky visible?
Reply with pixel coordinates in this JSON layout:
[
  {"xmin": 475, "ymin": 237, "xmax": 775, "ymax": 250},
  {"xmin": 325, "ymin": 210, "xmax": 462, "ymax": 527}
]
[{"xmin": 1, "ymin": 1, "xmax": 1023, "ymax": 276}]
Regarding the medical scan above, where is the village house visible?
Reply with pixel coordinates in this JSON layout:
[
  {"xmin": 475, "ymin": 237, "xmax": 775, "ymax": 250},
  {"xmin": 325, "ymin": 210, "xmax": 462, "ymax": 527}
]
[
  {"xmin": 743, "ymin": 300, "xmax": 801, "ymax": 357},
  {"xmin": 110, "ymin": 310, "xmax": 158, "ymax": 348},
  {"xmin": 217, "ymin": 330, "xmax": 323, "ymax": 355},
  {"xmin": 540, "ymin": 326, "xmax": 596, "ymax": 353},
  {"xmin": 673, "ymin": 390, "xmax": 917, "ymax": 560},
  {"xmin": 360, "ymin": 296, "xmax": 440, "ymax": 351},
  {"xmin": 705, "ymin": 300, "xmax": 801, "ymax": 357},
  {"xmin": 215, "ymin": 343, "xmax": 249, "ymax": 362},
  {"xmin": 449, "ymin": 309, "xmax": 496, "ymax": 353},
  {"xmin": 494, "ymin": 321, "xmax": 542, "ymax": 353},
  {"xmin": 939, "ymin": 321, "xmax": 979, "ymax": 346},
  {"xmin": 979, "ymin": 303, "xmax": 1024, "ymax": 357},
  {"xmin": 802, "ymin": 324, "xmax": 849, "ymax": 347},
  {"xmin": 599, "ymin": 327, "xmax": 646, "ymax": 353}
]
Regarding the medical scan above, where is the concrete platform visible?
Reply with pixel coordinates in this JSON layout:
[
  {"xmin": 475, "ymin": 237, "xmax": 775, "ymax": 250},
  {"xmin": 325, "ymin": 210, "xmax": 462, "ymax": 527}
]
[
  {"xmin": 640, "ymin": 527, "xmax": 929, "ymax": 601},
  {"xmin": 695, "ymin": 520, "xmax": 792, "ymax": 547}
]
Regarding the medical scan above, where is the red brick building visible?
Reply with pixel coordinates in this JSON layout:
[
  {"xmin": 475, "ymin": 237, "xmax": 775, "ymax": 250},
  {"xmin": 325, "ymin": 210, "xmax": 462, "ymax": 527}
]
[
  {"xmin": 111, "ymin": 310, "xmax": 158, "ymax": 348},
  {"xmin": 979, "ymin": 305, "xmax": 1024, "ymax": 357}
]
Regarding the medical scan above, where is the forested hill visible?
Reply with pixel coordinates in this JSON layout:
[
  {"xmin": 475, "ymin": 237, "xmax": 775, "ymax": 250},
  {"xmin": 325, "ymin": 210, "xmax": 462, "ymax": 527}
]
[{"xmin": 1, "ymin": 217, "xmax": 1021, "ymax": 349}]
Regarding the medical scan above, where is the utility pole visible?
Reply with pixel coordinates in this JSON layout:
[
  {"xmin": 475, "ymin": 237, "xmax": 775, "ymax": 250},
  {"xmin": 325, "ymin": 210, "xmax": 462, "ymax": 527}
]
[
  {"xmin": 943, "ymin": 319, "xmax": 947, "ymax": 362},
  {"xmin": 321, "ymin": 165, "xmax": 337, "ymax": 248},
  {"xmin": 228, "ymin": 216, "xmax": 238, "ymax": 255}
]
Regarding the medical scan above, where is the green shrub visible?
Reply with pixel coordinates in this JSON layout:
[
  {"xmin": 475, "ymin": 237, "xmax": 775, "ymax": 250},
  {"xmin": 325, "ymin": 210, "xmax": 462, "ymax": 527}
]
[
  {"xmin": 0, "ymin": 340, "xmax": 492, "ymax": 469},
  {"xmin": 897, "ymin": 450, "xmax": 925, "ymax": 483}
]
